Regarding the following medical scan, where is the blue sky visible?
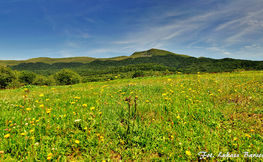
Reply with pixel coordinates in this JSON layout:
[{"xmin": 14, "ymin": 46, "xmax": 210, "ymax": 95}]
[{"xmin": 1, "ymin": 0, "xmax": 263, "ymax": 60}]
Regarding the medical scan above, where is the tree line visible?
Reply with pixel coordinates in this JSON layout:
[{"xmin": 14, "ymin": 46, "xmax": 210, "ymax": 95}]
[
  {"xmin": 9, "ymin": 54, "xmax": 263, "ymax": 73},
  {"xmin": 1, "ymin": 54, "xmax": 263, "ymax": 89},
  {"xmin": 0, "ymin": 63, "xmax": 174, "ymax": 89}
]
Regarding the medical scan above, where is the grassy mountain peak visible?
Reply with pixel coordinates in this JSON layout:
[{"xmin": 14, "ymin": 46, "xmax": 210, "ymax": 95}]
[
  {"xmin": 0, "ymin": 49, "xmax": 189, "ymax": 66},
  {"xmin": 130, "ymin": 48, "xmax": 190, "ymax": 58}
]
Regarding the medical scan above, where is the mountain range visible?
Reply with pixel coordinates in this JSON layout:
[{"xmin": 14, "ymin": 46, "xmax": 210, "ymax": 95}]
[{"xmin": 1, "ymin": 49, "xmax": 262, "ymax": 74}]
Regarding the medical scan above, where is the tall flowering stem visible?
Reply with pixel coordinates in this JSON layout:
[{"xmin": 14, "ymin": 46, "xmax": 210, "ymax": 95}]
[{"xmin": 125, "ymin": 96, "xmax": 131, "ymax": 137}]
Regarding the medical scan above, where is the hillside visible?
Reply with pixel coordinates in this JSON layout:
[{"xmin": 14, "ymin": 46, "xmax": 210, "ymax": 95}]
[
  {"xmin": 6, "ymin": 48, "xmax": 187, "ymax": 70},
  {"xmin": 130, "ymin": 48, "xmax": 189, "ymax": 58},
  {"xmin": 0, "ymin": 48, "xmax": 173, "ymax": 66},
  {"xmin": 1, "ymin": 48, "xmax": 263, "ymax": 76},
  {"xmin": 1, "ymin": 56, "xmax": 101, "ymax": 66}
]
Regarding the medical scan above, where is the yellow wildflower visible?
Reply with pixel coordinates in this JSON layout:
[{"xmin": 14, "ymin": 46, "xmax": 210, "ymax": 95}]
[
  {"xmin": 75, "ymin": 140, "xmax": 80, "ymax": 144},
  {"xmin": 186, "ymin": 150, "xmax": 191, "ymax": 156},
  {"xmin": 26, "ymin": 108, "xmax": 31, "ymax": 111},
  {"xmin": 39, "ymin": 94, "xmax": 44, "ymax": 97},
  {"xmin": 90, "ymin": 107, "xmax": 95, "ymax": 110},
  {"xmin": 4, "ymin": 134, "xmax": 10, "ymax": 138},
  {"xmin": 47, "ymin": 153, "xmax": 52, "ymax": 160},
  {"xmin": 46, "ymin": 109, "xmax": 51, "ymax": 114}
]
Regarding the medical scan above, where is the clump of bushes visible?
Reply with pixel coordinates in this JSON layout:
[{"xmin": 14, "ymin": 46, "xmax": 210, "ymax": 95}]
[
  {"xmin": 32, "ymin": 75, "xmax": 47, "ymax": 85},
  {"xmin": 1, "ymin": 65, "xmax": 175, "ymax": 89},
  {"xmin": 0, "ymin": 66, "xmax": 84, "ymax": 89},
  {"xmin": 0, "ymin": 66, "xmax": 16, "ymax": 89},
  {"xmin": 53, "ymin": 69, "xmax": 81, "ymax": 85},
  {"xmin": 18, "ymin": 71, "xmax": 37, "ymax": 85},
  {"xmin": 132, "ymin": 70, "xmax": 145, "ymax": 78},
  {"xmin": 32, "ymin": 75, "xmax": 56, "ymax": 86}
]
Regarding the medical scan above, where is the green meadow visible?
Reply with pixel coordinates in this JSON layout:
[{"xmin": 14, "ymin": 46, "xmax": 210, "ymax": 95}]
[{"xmin": 0, "ymin": 71, "xmax": 262, "ymax": 161}]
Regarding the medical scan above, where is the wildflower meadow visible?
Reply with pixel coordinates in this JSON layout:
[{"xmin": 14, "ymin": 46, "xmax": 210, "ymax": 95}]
[{"xmin": 0, "ymin": 71, "xmax": 262, "ymax": 161}]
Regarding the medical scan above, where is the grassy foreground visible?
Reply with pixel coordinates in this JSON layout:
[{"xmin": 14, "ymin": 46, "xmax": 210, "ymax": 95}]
[{"xmin": 0, "ymin": 71, "xmax": 262, "ymax": 161}]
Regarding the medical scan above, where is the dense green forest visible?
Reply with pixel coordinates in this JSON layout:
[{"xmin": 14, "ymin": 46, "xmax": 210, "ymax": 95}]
[
  {"xmin": 9, "ymin": 54, "xmax": 263, "ymax": 73},
  {"xmin": 1, "ymin": 49, "xmax": 262, "ymax": 89}
]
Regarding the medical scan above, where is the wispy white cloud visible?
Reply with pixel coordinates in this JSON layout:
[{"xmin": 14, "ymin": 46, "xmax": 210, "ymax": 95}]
[
  {"xmin": 206, "ymin": 47, "xmax": 222, "ymax": 51},
  {"xmin": 203, "ymin": 46, "xmax": 231, "ymax": 55},
  {"xmin": 215, "ymin": 18, "xmax": 245, "ymax": 31},
  {"xmin": 37, "ymin": 1, "xmax": 56, "ymax": 30},
  {"xmin": 244, "ymin": 44, "xmax": 260, "ymax": 49},
  {"xmin": 113, "ymin": 11, "xmax": 215, "ymax": 50},
  {"xmin": 111, "ymin": 0, "xmax": 263, "ymax": 60},
  {"xmin": 223, "ymin": 52, "xmax": 231, "ymax": 55},
  {"xmin": 248, "ymin": 20, "xmax": 263, "ymax": 26},
  {"xmin": 113, "ymin": 4, "xmax": 224, "ymax": 49},
  {"xmin": 2, "ymin": 0, "xmax": 263, "ymax": 60}
]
